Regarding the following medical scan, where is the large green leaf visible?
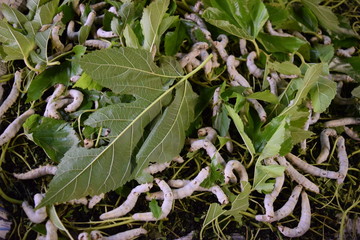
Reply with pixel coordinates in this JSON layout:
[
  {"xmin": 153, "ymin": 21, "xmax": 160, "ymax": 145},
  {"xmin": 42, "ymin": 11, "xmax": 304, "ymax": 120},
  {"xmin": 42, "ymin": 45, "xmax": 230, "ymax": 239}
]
[
  {"xmin": 202, "ymin": 0, "xmax": 268, "ymax": 40},
  {"xmin": 38, "ymin": 48, "xmax": 198, "ymax": 207},
  {"xmin": 0, "ymin": 4, "xmax": 28, "ymax": 29},
  {"xmin": 23, "ymin": 115, "xmax": 79, "ymax": 163},
  {"xmin": 309, "ymin": 76, "xmax": 336, "ymax": 113}
]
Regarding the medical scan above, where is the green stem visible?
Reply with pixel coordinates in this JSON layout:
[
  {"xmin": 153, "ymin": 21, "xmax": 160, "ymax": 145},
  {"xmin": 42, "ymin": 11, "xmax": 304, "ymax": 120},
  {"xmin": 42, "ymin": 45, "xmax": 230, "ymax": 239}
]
[
  {"xmin": 339, "ymin": 198, "xmax": 360, "ymax": 240},
  {"xmin": 250, "ymin": 40, "xmax": 261, "ymax": 57},
  {"xmin": 24, "ymin": 57, "xmax": 40, "ymax": 72},
  {"xmin": 0, "ymin": 187, "xmax": 22, "ymax": 205}
]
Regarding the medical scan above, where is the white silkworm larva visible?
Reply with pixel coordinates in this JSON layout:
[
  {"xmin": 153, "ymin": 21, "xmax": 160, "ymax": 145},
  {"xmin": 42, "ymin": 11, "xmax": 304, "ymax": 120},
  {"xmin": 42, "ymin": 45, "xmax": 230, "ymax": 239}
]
[
  {"xmin": 64, "ymin": 89, "xmax": 84, "ymax": 112},
  {"xmin": 67, "ymin": 11, "xmax": 96, "ymax": 41},
  {"xmin": 197, "ymin": 127, "xmax": 217, "ymax": 143},
  {"xmin": 330, "ymin": 74, "xmax": 355, "ymax": 83},
  {"xmin": 267, "ymin": 76, "xmax": 278, "ymax": 96},
  {"xmin": 51, "ymin": 25, "xmax": 64, "ymax": 52},
  {"xmin": 300, "ymin": 110, "xmax": 312, "ymax": 151},
  {"xmin": 309, "ymin": 112, "xmax": 320, "ymax": 125},
  {"xmin": 132, "ymin": 179, "xmax": 174, "ymax": 221},
  {"xmin": 78, "ymin": 232, "xmax": 89, "ymax": 240},
  {"xmin": 154, "ymin": 179, "xmax": 229, "ymax": 205},
  {"xmin": 324, "ymin": 117, "xmax": 360, "ymax": 127},
  {"xmin": 37, "ymin": 220, "xmax": 58, "ymax": 240},
  {"xmin": 247, "ymin": 98, "xmax": 267, "ymax": 122},
  {"xmin": 84, "ymin": 39, "xmax": 111, "ymax": 49},
  {"xmin": 44, "ymin": 84, "xmax": 66, "ymax": 117},
  {"xmin": 276, "ymin": 156, "xmax": 320, "ymax": 193},
  {"xmin": 0, "ymin": 109, "xmax": 35, "ymax": 146},
  {"xmin": 336, "ymin": 136, "xmax": 348, "ymax": 184},
  {"xmin": 67, "ymin": 197, "xmax": 88, "ymax": 206},
  {"xmin": 0, "ymin": 71, "xmax": 22, "ymax": 117},
  {"xmin": 316, "ymin": 128, "xmax": 337, "ymax": 164},
  {"xmin": 239, "ymin": 39, "xmax": 248, "ymax": 55},
  {"xmin": 99, "ymin": 183, "xmax": 153, "ymax": 220},
  {"xmin": 83, "ymin": 139, "xmax": 94, "ymax": 148},
  {"xmin": 184, "ymin": 13, "xmax": 207, "ymax": 30},
  {"xmin": 262, "ymin": 158, "xmax": 285, "ymax": 221},
  {"xmin": 278, "ymin": 191, "xmax": 311, "ymax": 237},
  {"xmin": 96, "ymin": 27, "xmax": 118, "ymax": 38},
  {"xmin": 90, "ymin": 228, "xmax": 147, "ymax": 240},
  {"xmin": 286, "ymin": 153, "xmax": 340, "ymax": 179},
  {"xmin": 212, "ymin": 87, "xmax": 221, "ymax": 117},
  {"xmin": 200, "ymin": 50, "xmax": 212, "ymax": 75},
  {"xmin": 343, "ymin": 126, "xmax": 360, "ymax": 141},
  {"xmin": 45, "ymin": 99, "xmax": 72, "ymax": 119},
  {"xmin": 213, "ymin": 34, "xmax": 229, "ymax": 61},
  {"xmin": 144, "ymin": 156, "xmax": 184, "ymax": 175},
  {"xmin": 190, "ymin": 1, "xmax": 203, "ymax": 13},
  {"xmin": 224, "ymin": 160, "xmax": 249, "ymax": 189},
  {"xmin": 336, "ymin": 47, "xmax": 356, "ymax": 58},
  {"xmin": 247, "ymin": 51, "xmax": 264, "ymax": 78},
  {"xmin": 179, "ymin": 42, "xmax": 209, "ymax": 68},
  {"xmin": 265, "ymin": 21, "xmax": 292, "ymax": 37},
  {"xmin": 225, "ymin": 135, "xmax": 234, "ymax": 153},
  {"xmin": 335, "ymin": 81, "xmax": 357, "ymax": 105},
  {"xmin": 227, "ymin": 55, "xmax": 250, "ymax": 89},
  {"xmin": 13, "ymin": 165, "xmax": 57, "ymax": 179},
  {"xmin": 22, "ymin": 193, "xmax": 47, "ymax": 224},
  {"xmin": 255, "ymin": 185, "xmax": 303, "ymax": 223},
  {"xmin": 88, "ymin": 193, "xmax": 104, "ymax": 209},
  {"xmin": 189, "ymin": 139, "xmax": 225, "ymax": 165}
]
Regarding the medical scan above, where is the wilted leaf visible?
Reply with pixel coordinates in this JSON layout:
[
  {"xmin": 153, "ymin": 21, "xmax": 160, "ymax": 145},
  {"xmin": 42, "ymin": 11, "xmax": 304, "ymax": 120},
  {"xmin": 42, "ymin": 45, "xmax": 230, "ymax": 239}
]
[
  {"xmin": 309, "ymin": 76, "xmax": 337, "ymax": 113},
  {"xmin": 23, "ymin": 115, "xmax": 80, "ymax": 163}
]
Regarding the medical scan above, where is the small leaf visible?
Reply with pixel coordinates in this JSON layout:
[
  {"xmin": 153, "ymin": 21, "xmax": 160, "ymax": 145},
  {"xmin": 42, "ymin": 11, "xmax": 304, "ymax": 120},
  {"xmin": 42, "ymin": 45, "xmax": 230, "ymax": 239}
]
[
  {"xmin": 289, "ymin": 126, "xmax": 314, "ymax": 145},
  {"xmin": 149, "ymin": 199, "xmax": 162, "ymax": 219},
  {"xmin": 48, "ymin": 205, "xmax": 74, "ymax": 240},
  {"xmin": 352, "ymin": 86, "xmax": 360, "ymax": 98},
  {"xmin": 73, "ymin": 72, "xmax": 103, "ymax": 91},
  {"xmin": 213, "ymin": 105, "xmax": 231, "ymax": 137},
  {"xmin": 257, "ymin": 32, "xmax": 307, "ymax": 53},
  {"xmin": 267, "ymin": 61, "xmax": 302, "ymax": 76},
  {"xmin": 33, "ymin": 27, "xmax": 52, "ymax": 63},
  {"xmin": 291, "ymin": 4, "xmax": 318, "ymax": 32},
  {"xmin": 78, "ymin": 25, "xmax": 91, "ymax": 45},
  {"xmin": 123, "ymin": 24, "xmax": 141, "ymax": 48},
  {"xmin": 140, "ymin": 0, "xmax": 170, "ymax": 52},
  {"xmin": 200, "ymin": 162, "xmax": 224, "ymax": 189},
  {"xmin": 253, "ymin": 161, "xmax": 285, "ymax": 193},
  {"xmin": 201, "ymin": 203, "xmax": 226, "ymax": 234},
  {"xmin": 313, "ymin": 44, "xmax": 334, "ymax": 63},
  {"xmin": 23, "ymin": 115, "xmax": 80, "ymax": 163},
  {"xmin": 164, "ymin": 20, "xmax": 188, "ymax": 56},
  {"xmin": 309, "ymin": 76, "xmax": 337, "ymax": 113},
  {"xmin": 247, "ymin": 90, "xmax": 278, "ymax": 104},
  {"xmin": 224, "ymin": 182, "xmax": 250, "ymax": 223},
  {"xmin": 33, "ymin": 0, "xmax": 59, "ymax": 26},
  {"xmin": 225, "ymin": 105, "xmax": 255, "ymax": 156}
]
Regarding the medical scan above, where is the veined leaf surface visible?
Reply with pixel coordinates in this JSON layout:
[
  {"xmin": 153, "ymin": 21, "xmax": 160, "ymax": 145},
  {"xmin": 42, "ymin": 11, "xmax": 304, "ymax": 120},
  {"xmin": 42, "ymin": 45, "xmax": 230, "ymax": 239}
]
[{"xmin": 39, "ymin": 47, "xmax": 198, "ymax": 207}]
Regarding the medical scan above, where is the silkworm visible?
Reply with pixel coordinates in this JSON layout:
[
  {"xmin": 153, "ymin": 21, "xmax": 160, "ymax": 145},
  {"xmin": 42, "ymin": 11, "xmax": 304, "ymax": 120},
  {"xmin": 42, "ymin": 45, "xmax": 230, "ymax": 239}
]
[
  {"xmin": 189, "ymin": 139, "xmax": 225, "ymax": 165},
  {"xmin": 276, "ymin": 156, "xmax": 320, "ymax": 193},
  {"xmin": 150, "ymin": 179, "xmax": 229, "ymax": 205},
  {"xmin": 227, "ymin": 55, "xmax": 250, "ymax": 88},
  {"xmin": 265, "ymin": 21, "xmax": 292, "ymax": 37},
  {"xmin": 224, "ymin": 160, "xmax": 248, "ymax": 189},
  {"xmin": 51, "ymin": 25, "xmax": 64, "ymax": 52},
  {"xmin": 64, "ymin": 89, "xmax": 83, "ymax": 112},
  {"xmin": 179, "ymin": 42, "xmax": 209, "ymax": 68},
  {"xmin": 197, "ymin": 127, "xmax": 218, "ymax": 143},
  {"xmin": 37, "ymin": 220, "xmax": 58, "ymax": 240},
  {"xmin": 96, "ymin": 27, "xmax": 117, "ymax": 38},
  {"xmin": 84, "ymin": 39, "xmax": 111, "ymax": 49},
  {"xmin": 132, "ymin": 179, "xmax": 173, "ymax": 221},
  {"xmin": 190, "ymin": 1, "xmax": 203, "ymax": 13},
  {"xmin": 262, "ymin": 158, "xmax": 285, "ymax": 221},
  {"xmin": 239, "ymin": 39, "xmax": 248, "ymax": 55},
  {"xmin": 278, "ymin": 191, "xmax": 311, "ymax": 237},
  {"xmin": 212, "ymin": 87, "xmax": 221, "ymax": 117},
  {"xmin": 343, "ymin": 126, "xmax": 360, "ymax": 141},
  {"xmin": 0, "ymin": 71, "xmax": 22, "ymax": 117},
  {"xmin": 99, "ymin": 183, "xmax": 153, "ymax": 220},
  {"xmin": 45, "ymin": 99, "xmax": 72, "ymax": 119},
  {"xmin": 88, "ymin": 193, "xmax": 104, "ymax": 209},
  {"xmin": 309, "ymin": 112, "xmax": 320, "ymax": 125},
  {"xmin": 247, "ymin": 51, "xmax": 264, "ymax": 78},
  {"xmin": 144, "ymin": 156, "xmax": 184, "ymax": 175},
  {"xmin": 279, "ymin": 73, "xmax": 298, "ymax": 79},
  {"xmin": 336, "ymin": 47, "xmax": 356, "ymax": 58},
  {"xmin": 286, "ymin": 153, "xmax": 340, "ymax": 179},
  {"xmin": 324, "ymin": 117, "xmax": 360, "ymax": 127},
  {"xmin": 316, "ymin": 128, "xmax": 337, "ymax": 164},
  {"xmin": 67, "ymin": 11, "xmax": 96, "ymax": 41},
  {"xmin": 256, "ymin": 185, "xmax": 303, "ymax": 223},
  {"xmin": 78, "ymin": 232, "xmax": 89, "ymax": 240},
  {"xmin": 200, "ymin": 49, "xmax": 212, "ymax": 75},
  {"xmin": 247, "ymin": 98, "xmax": 267, "ymax": 122},
  {"xmin": 330, "ymin": 74, "xmax": 355, "ymax": 83},
  {"xmin": 174, "ymin": 230, "xmax": 195, "ymax": 240},
  {"xmin": 44, "ymin": 84, "xmax": 66, "ymax": 117},
  {"xmin": 184, "ymin": 13, "xmax": 207, "ymax": 31},
  {"xmin": 213, "ymin": 34, "xmax": 229, "ymax": 61},
  {"xmin": 67, "ymin": 197, "xmax": 88, "ymax": 206},
  {"xmin": 13, "ymin": 165, "xmax": 57, "ymax": 179},
  {"xmin": 336, "ymin": 136, "xmax": 348, "ymax": 184},
  {"xmin": 0, "ymin": 109, "xmax": 35, "ymax": 146},
  {"xmin": 267, "ymin": 76, "xmax": 278, "ymax": 96},
  {"xmin": 90, "ymin": 228, "xmax": 147, "ymax": 240},
  {"xmin": 22, "ymin": 193, "xmax": 47, "ymax": 223},
  {"xmin": 83, "ymin": 139, "xmax": 94, "ymax": 148}
]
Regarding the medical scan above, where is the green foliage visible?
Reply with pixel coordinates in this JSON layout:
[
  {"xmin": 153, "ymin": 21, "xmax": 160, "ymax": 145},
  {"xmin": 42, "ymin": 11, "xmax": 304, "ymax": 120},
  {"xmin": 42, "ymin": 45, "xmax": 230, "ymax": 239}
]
[
  {"xmin": 202, "ymin": 0, "xmax": 268, "ymax": 40},
  {"xmin": 23, "ymin": 115, "xmax": 80, "ymax": 163},
  {"xmin": 149, "ymin": 199, "xmax": 162, "ymax": 219},
  {"xmin": 309, "ymin": 76, "xmax": 337, "ymax": 113},
  {"xmin": 257, "ymin": 33, "xmax": 307, "ymax": 53},
  {"xmin": 253, "ymin": 161, "xmax": 285, "ymax": 193}
]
